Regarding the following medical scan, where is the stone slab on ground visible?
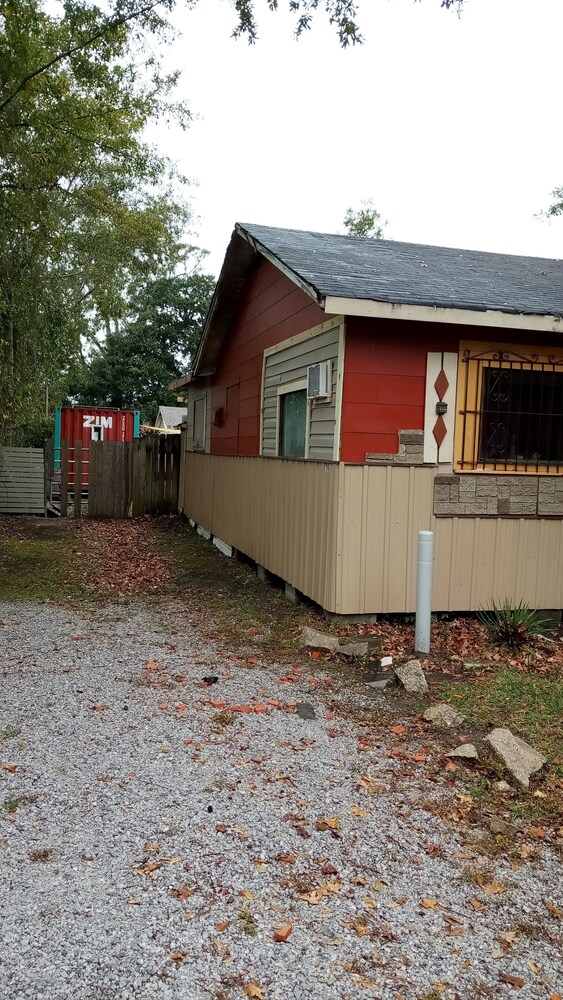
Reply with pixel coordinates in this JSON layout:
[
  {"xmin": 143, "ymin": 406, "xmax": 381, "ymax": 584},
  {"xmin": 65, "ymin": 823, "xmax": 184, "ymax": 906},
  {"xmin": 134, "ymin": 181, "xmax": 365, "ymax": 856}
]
[
  {"xmin": 394, "ymin": 659, "xmax": 428, "ymax": 695},
  {"xmin": 485, "ymin": 727, "xmax": 546, "ymax": 790},
  {"xmin": 446, "ymin": 743, "xmax": 479, "ymax": 761},
  {"xmin": 423, "ymin": 703, "xmax": 465, "ymax": 729},
  {"xmin": 338, "ymin": 641, "xmax": 369, "ymax": 658},
  {"xmin": 300, "ymin": 626, "xmax": 339, "ymax": 653}
]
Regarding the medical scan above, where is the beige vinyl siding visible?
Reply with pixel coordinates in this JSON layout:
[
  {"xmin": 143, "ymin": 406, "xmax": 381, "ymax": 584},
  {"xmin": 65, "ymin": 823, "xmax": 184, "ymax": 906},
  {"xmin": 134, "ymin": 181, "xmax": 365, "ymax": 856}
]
[
  {"xmin": 180, "ymin": 452, "xmax": 563, "ymax": 615},
  {"xmin": 262, "ymin": 324, "xmax": 341, "ymax": 460}
]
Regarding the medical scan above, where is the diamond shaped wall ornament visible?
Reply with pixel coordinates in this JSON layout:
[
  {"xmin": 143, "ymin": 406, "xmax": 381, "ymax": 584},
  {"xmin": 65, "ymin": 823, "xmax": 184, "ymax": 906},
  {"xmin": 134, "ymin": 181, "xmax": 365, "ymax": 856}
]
[
  {"xmin": 434, "ymin": 369, "xmax": 449, "ymax": 401},
  {"xmin": 433, "ymin": 415, "xmax": 447, "ymax": 448}
]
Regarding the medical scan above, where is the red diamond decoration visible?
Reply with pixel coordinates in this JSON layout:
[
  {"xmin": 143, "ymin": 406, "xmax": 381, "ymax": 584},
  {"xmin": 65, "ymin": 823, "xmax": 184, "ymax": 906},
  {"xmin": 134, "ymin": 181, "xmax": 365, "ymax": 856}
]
[
  {"xmin": 434, "ymin": 369, "xmax": 449, "ymax": 401},
  {"xmin": 433, "ymin": 415, "xmax": 447, "ymax": 448}
]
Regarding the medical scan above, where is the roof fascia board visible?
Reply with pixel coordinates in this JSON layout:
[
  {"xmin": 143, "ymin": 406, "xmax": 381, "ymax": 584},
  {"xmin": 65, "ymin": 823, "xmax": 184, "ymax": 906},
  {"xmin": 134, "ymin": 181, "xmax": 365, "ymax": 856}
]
[
  {"xmin": 236, "ymin": 224, "xmax": 323, "ymax": 306},
  {"xmin": 324, "ymin": 296, "xmax": 563, "ymax": 333}
]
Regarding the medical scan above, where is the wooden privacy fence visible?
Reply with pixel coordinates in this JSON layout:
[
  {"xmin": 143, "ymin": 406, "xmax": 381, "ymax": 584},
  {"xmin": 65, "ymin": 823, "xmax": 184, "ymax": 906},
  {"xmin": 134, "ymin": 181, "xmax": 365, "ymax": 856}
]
[{"xmin": 57, "ymin": 436, "xmax": 180, "ymax": 518}]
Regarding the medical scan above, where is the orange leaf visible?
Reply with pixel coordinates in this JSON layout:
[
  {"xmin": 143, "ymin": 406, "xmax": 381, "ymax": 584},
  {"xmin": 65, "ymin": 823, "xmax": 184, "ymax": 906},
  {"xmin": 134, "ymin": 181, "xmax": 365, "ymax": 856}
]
[
  {"xmin": 158, "ymin": 704, "xmax": 168, "ymax": 711},
  {"xmin": 183, "ymin": 739, "xmax": 193, "ymax": 745},
  {"xmin": 273, "ymin": 923, "xmax": 293, "ymax": 942},
  {"xmin": 310, "ymin": 651, "xmax": 321, "ymax": 659},
  {"xmin": 530, "ymin": 827, "xmax": 545, "ymax": 838},
  {"xmin": 420, "ymin": 898, "xmax": 438, "ymax": 909},
  {"xmin": 175, "ymin": 703, "xmax": 189, "ymax": 711},
  {"xmin": 3, "ymin": 764, "xmax": 17, "ymax": 772},
  {"xmin": 500, "ymin": 972, "xmax": 524, "ymax": 989},
  {"xmin": 144, "ymin": 660, "xmax": 158, "ymax": 671},
  {"xmin": 247, "ymin": 658, "xmax": 258, "ymax": 664},
  {"xmin": 390, "ymin": 725, "xmax": 406, "ymax": 735},
  {"xmin": 244, "ymin": 984, "xmax": 263, "ymax": 999},
  {"xmin": 413, "ymin": 755, "xmax": 427, "ymax": 763},
  {"xmin": 215, "ymin": 920, "xmax": 229, "ymax": 932}
]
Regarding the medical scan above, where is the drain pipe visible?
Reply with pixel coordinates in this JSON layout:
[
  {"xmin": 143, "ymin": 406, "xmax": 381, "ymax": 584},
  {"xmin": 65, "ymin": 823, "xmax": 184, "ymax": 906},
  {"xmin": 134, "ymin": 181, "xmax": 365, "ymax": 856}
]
[{"xmin": 415, "ymin": 530, "xmax": 434, "ymax": 654}]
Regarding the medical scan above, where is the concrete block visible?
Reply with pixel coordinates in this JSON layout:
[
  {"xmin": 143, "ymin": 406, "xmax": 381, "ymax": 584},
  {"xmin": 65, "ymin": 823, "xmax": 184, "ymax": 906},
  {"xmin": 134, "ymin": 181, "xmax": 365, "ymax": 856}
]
[
  {"xmin": 434, "ymin": 501, "xmax": 464, "ymax": 515},
  {"xmin": 213, "ymin": 536, "xmax": 233, "ymax": 558},
  {"xmin": 285, "ymin": 582, "xmax": 301, "ymax": 605},
  {"xmin": 196, "ymin": 525, "xmax": 211, "ymax": 540}
]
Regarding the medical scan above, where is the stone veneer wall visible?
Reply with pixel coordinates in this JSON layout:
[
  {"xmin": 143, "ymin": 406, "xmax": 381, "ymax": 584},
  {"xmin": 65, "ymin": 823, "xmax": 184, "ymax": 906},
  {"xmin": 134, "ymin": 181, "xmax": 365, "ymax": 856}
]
[
  {"xmin": 366, "ymin": 430, "xmax": 425, "ymax": 465},
  {"xmin": 434, "ymin": 474, "xmax": 563, "ymax": 517}
]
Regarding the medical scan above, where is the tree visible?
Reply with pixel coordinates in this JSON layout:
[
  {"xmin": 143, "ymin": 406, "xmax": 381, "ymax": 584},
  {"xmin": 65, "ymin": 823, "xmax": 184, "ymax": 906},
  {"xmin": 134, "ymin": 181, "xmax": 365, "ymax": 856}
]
[
  {"xmin": 73, "ymin": 271, "xmax": 214, "ymax": 423},
  {"xmin": 343, "ymin": 199, "xmax": 386, "ymax": 239},
  {"xmin": 0, "ymin": 0, "xmax": 192, "ymax": 441},
  {"xmin": 547, "ymin": 188, "xmax": 563, "ymax": 217}
]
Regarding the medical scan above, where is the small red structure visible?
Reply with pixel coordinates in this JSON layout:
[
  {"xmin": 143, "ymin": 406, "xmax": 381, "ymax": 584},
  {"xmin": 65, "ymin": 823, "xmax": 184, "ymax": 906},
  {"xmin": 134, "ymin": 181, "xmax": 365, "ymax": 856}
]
[{"xmin": 55, "ymin": 406, "xmax": 140, "ymax": 489}]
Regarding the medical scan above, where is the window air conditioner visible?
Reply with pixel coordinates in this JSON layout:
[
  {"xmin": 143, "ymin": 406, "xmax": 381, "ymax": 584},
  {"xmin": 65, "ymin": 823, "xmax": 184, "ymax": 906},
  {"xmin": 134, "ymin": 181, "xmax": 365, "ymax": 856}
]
[{"xmin": 307, "ymin": 361, "xmax": 331, "ymax": 400}]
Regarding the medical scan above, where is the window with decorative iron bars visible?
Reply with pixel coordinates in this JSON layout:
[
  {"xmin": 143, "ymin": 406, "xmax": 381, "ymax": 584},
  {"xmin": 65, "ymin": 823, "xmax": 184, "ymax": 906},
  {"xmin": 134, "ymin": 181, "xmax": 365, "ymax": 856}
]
[{"xmin": 456, "ymin": 346, "xmax": 563, "ymax": 473}]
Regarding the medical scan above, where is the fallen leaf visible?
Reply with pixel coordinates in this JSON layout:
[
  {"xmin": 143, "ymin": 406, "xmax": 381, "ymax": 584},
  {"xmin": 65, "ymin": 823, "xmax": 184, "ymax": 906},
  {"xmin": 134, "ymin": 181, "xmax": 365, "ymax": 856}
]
[
  {"xmin": 469, "ymin": 897, "xmax": 486, "ymax": 912},
  {"xmin": 349, "ymin": 918, "xmax": 372, "ymax": 937},
  {"xmin": 500, "ymin": 972, "xmax": 525, "ymax": 989},
  {"xmin": 390, "ymin": 725, "xmax": 407, "ymax": 735},
  {"xmin": 208, "ymin": 700, "xmax": 227, "ymax": 709},
  {"xmin": 240, "ymin": 889, "xmax": 254, "ymax": 900},
  {"xmin": 175, "ymin": 703, "xmax": 189, "ymax": 711},
  {"xmin": 530, "ymin": 827, "xmax": 545, "ymax": 838},
  {"xmin": 143, "ymin": 842, "xmax": 160, "ymax": 852},
  {"xmin": 136, "ymin": 862, "xmax": 161, "ymax": 875},
  {"xmin": 160, "ymin": 856, "xmax": 182, "ymax": 865},
  {"xmin": 351, "ymin": 806, "xmax": 369, "ymax": 817},
  {"xmin": 421, "ymin": 898, "xmax": 439, "ymax": 909},
  {"xmin": 215, "ymin": 920, "xmax": 229, "ymax": 932},
  {"xmin": 244, "ymin": 983, "xmax": 264, "ymax": 998},
  {"xmin": 216, "ymin": 823, "xmax": 227, "ymax": 833},
  {"xmin": 545, "ymin": 901, "xmax": 563, "ymax": 919},
  {"xmin": 476, "ymin": 874, "xmax": 507, "ymax": 895},
  {"xmin": 275, "ymin": 852, "xmax": 295, "ymax": 864},
  {"xmin": 527, "ymin": 960, "xmax": 540, "ymax": 974},
  {"xmin": 170, "ymin": 951, "xmax": 188, "ymax": 963},
  {"xmin": 234, "ymin": 826, "xmax": 250, "ymax": 839},
  {"xmin": 169, "ymin": 885, "xmax": 195, "ymax": 900},
  {"xmin": 158, "ymin": 704, "xmax": 168, "ymax": 711},
  {"xmin": 254, "ymin": 862, "xmax": 268, "ymax": 874},
  {"xmin": 315, "ymin": 817, "xmax": 341, "ymax": 832},
  {"xmin": 2, "ymin": 764, "xmax": 17, "ymax": 772},
  {"xmin": 91, "ymin": 704, "xmax": 109, "ymax": 711},
  {"xmin": 144, "ymin": 660, "xmax": 158, "ymax": 671},
  {"xmin": 97, "ymin": 776, "xmax": 109, "ymax": 782},
  {"xmin": 363, "ymin": 897, "xmax": 376, "ymax": 909},
  {"xmin": 273, "ymin": 923, "xmax": 292, "ymax": 942}
]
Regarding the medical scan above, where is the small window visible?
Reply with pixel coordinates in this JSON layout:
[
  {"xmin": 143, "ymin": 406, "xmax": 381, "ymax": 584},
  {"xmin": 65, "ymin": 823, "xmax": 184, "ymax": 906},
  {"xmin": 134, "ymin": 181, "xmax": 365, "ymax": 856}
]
[{"xmin": 279, "ymin": 389, "xmax": 307, "ymax": 458}]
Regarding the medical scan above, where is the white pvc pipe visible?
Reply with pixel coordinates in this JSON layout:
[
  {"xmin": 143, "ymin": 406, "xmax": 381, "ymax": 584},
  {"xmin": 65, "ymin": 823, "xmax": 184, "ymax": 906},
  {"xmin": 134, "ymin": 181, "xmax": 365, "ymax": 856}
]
[{"xmin": 415, "ymin": 530, "xmax": 434, "ymax": 654}]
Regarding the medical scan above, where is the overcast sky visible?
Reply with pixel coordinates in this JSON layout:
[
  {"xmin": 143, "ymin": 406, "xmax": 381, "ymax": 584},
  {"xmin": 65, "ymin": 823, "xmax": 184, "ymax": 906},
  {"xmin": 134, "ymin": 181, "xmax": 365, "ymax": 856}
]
[{"xmin": 150, "ymin": 0, "xmax": 563, "ymax": 275}]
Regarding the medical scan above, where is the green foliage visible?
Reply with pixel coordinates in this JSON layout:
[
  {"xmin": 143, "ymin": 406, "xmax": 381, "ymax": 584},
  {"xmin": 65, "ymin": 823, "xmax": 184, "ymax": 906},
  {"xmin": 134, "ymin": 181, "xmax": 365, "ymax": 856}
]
[
  {"xmin": 547, "ymin": 186, "xmax": 563, "ymax": 217},
  {"xmin": 72, "ymin": 271, "xmax": 214, "ymax": 423},
  {"xmin": 477, "ymin": 599, "xmax": 553, "ymax": 650},
  {"xmin": 343, "ymin": 199, "xmax": 386, "ymax": 239},
  {"xmin": 0, "ymin": 0, "xmax": 193, "ymax": 443}
]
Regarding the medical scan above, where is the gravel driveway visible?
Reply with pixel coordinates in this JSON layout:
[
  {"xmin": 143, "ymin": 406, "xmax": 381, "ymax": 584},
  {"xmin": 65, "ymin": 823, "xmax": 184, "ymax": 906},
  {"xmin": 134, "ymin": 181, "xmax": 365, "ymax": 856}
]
[{"xmin": 1, "ymin": 600, "xmax": 561, "ymax": 1000}]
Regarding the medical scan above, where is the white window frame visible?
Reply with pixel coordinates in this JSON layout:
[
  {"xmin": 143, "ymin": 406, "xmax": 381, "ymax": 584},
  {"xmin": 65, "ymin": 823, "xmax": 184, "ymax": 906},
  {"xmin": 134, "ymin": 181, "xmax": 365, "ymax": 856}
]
[
  {"xmin": 192, "ymin": 392, "xmax": 207, "ymax": 451},
  {"xmin": 275, "ymin": 378, "xmax": 309, "ymax": 459}
]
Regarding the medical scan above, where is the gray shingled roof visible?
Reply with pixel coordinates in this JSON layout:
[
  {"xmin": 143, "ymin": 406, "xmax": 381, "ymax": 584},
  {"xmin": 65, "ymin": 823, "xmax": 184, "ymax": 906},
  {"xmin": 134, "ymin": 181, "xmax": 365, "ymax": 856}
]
[
  {"xmin": 157, "ymin": 406, "xmax": 187, "ymax": 429},
  {"xmin": 238, "ymin": 223, "xmax": 563, "ymax": 318}
]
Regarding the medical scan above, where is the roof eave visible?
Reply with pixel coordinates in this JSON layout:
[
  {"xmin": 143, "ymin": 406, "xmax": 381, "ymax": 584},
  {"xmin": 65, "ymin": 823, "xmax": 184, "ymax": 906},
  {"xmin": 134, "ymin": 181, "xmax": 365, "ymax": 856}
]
[{"xmin": 323, "ymin": 296, "xmax": 563, "ymax": 333}]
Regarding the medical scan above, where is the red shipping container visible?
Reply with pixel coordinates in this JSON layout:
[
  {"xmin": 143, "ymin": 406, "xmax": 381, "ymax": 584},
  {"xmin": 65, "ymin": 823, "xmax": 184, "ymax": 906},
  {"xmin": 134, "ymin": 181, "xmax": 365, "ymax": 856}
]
[{"xmin": 55, "ymin": 406, "xmax": 140, "ymax": 489}]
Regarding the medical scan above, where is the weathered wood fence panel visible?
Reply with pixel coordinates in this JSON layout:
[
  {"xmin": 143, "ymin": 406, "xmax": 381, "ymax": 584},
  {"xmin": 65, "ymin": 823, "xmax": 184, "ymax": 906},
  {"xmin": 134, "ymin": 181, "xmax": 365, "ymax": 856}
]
[
  {"xmin": 85, "ymin": 436, "xmax": 180, "ymax": 518},
  {"xmin": 0, "ymin": 447, "xmax": 45, "ymax": 514}
]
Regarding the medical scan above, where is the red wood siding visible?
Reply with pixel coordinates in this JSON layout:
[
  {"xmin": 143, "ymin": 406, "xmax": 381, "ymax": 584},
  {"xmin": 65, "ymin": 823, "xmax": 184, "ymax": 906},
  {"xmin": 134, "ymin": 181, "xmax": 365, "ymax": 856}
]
[
  {"xmin": 341, "ymin": 318, "xmax": 459, "ymax": 462},
  {"xmin": 208, "ymin": 259, "xmax": 326, "ymax": 456}
]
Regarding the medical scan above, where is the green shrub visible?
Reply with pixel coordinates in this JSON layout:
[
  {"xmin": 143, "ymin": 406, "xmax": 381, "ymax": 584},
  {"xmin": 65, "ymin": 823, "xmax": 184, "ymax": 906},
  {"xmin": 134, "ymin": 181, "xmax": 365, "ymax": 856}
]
[{"xmin": 477, "ymin": 599, "xmax": 553, "ymax": 650}]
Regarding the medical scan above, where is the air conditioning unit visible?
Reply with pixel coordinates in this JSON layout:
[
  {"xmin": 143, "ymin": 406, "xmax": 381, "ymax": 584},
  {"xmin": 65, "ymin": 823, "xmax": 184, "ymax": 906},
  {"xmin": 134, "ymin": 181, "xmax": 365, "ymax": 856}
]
[{"xmin": 307, "ymin": 361, "xmax": 331, "ymax": 400}]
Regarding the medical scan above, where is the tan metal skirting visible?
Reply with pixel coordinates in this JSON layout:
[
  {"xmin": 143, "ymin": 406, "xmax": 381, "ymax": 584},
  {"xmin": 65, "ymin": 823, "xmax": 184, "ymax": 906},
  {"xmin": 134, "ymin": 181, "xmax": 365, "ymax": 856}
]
[{"xmin": 180, "ymin": 453, "xmax": 563, "ymax": 614}]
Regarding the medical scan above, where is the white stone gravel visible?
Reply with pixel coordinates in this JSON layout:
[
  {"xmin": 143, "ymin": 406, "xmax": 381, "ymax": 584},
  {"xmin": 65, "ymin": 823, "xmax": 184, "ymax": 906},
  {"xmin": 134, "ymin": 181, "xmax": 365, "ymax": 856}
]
[{"xmin": 1, "ymin": 600, "xmax": 562, "ymax": 1000}]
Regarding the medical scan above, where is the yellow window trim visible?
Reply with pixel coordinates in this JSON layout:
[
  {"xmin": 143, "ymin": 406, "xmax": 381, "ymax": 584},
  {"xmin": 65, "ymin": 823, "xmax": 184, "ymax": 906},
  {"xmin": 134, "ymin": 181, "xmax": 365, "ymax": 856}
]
[{"xmin": 454, "ymin": 340, "xmax": 563, "ymax": 475}]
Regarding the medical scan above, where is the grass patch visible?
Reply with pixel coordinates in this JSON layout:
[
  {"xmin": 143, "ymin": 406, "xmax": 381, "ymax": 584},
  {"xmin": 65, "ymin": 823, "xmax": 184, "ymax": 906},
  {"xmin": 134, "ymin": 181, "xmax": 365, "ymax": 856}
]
[
  {"xmin": 438, "ymin": 666, "xmax": 563, "ymax": 823},
  {"xmin": 437, "ymin": 667, "xmax": 563, "ymax": 767},
  {"xmin": 153, "ymin": 517, "xmax": 327, "ymax": 660},
  {"xmin": 0, "ymin": 520, "xmax": 92, "ymax": 604}
]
